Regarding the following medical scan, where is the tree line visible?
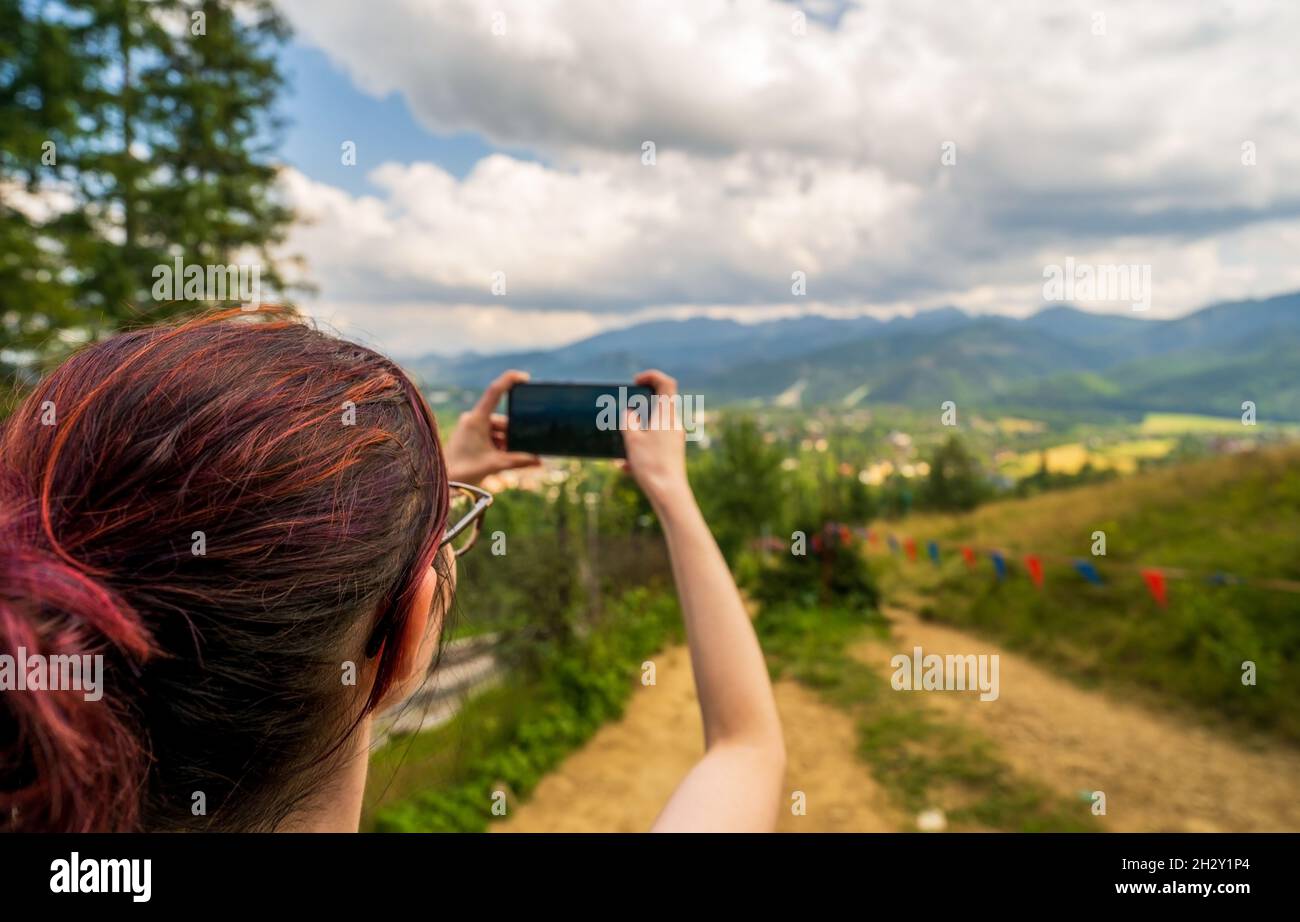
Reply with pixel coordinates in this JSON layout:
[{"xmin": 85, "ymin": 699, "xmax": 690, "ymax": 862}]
[{"xmin": 1, "ymin": 0, "xmax": 295, "ymax": 403}]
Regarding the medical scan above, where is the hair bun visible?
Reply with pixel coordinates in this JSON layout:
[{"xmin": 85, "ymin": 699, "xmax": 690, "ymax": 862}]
[{"xmin": 0, "ymin": 476, "xmax": 156, "ymax": 831}]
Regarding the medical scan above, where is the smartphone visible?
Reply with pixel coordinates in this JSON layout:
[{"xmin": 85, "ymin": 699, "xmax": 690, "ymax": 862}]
[{"xmin": 506, "ymin": 382, "xmax": 654, "ymax": 458}]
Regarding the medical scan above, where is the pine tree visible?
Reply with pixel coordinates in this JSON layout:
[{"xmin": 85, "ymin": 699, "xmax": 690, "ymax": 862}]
[
  {"xmin": 694, "ymin": 415, "xmax": 786, "ymax": 562},
  {"xmin": 924, "ymin": 434, "xmax": 986, "ymax": 511},
  {"xmin": 0, "ymin": 0, "xmax": 86, "ymax": 391},
  {"xmin": 0, "ymin": 0, "xmax": 296, "ymax": 394}
]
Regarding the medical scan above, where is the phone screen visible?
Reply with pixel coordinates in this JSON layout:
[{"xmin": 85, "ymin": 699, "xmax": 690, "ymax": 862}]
[{"xmin": 506, "ymin": 382, "xmax": 654, "ymax": 458}]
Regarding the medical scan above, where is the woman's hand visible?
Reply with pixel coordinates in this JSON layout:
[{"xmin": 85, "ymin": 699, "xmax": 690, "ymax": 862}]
[
  {"xmin": 621, "ymin": 369, "xmax": 692, "ymax": 512},
  {"xmin": 443, "ymin": 370, "xmax": 540, "ymax": 485}
]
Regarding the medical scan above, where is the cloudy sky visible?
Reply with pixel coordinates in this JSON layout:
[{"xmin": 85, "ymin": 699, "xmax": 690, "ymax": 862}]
[{"xmin": 272, "ymin": 0, "xmax": 1300, "ymax": 357}]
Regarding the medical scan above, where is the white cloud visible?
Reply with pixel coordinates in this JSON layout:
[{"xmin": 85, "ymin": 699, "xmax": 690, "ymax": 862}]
[
  {"xmin": 303, "ymin": 299, "xmax": 615, "ymax": 355},
  {"xmin": 279, "ymin": 0, "xmax": 1300, "ymax": 196},
  {"xmin": 282, "ymin": 152, "xmax": 921, "ymax": 310},
  {"xmin": 274, "ymin": 0, "xmax": 1300, "ymax": 355}
]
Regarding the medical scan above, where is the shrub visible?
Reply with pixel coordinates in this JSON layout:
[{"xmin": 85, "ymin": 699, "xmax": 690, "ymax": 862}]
[{"xmin": 749, "ymin": 523, "xmax": 880, "ymax": 611}]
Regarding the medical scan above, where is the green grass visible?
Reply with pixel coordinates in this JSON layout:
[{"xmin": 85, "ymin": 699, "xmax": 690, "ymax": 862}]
[
  {"xmin": 878, "ymin": 444, "xmax": 1300, "ymax": 743},
  {"xmin": 756, "ymin": 602, "xmax": 1098, "ymax": 832},
  {"xmin": 363, "ymin": 586, "xmax": 683, "ymax": 831}
]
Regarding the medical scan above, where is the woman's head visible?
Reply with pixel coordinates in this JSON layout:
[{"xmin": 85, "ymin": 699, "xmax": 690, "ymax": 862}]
[{"xmin": 0, "ymin": 309, "xmax": 451, "ymax": 831}]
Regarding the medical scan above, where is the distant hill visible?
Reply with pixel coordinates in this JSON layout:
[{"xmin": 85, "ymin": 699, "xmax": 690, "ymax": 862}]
[{"xmin": 408, "ymin": 291, "xmax": 1300, "ymax": 420}]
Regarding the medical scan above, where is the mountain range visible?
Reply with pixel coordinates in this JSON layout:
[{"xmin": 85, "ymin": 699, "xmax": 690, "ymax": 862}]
[{"xmin": 408, "ymin": 291, "xmax": 1300, "ymax": 420}]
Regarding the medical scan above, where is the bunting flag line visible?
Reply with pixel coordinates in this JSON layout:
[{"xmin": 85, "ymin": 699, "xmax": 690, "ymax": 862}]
[
  {"xmin": 1025, "ymin": 554, "xmax": 1044, "ymax": 589},
  {"xmin": 1073, "ymin": 559, "xmax": 1104, "ymax": 585},
  {"xmin": 841, "ymin": 524, "xmax": 1300, "ymax": 600},
  {"xmin": 1142, "ymin": 569, "xmax": 1168, "ymax": 607}
]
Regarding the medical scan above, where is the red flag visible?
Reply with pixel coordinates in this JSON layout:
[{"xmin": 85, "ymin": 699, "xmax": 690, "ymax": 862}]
[
  {"xmin": 1142, "ymin": 569, "xmax": 1168, "ymax": 607},
  {"xmin": 840, "ymin": 524, "xmax": 852, "ymax": 545},
  {"xmin": 1025, "ymin": 555, "xmax": 1044, "ymax": 589},
  {"xmin": 904, "ymin": 537, "xmax": 917, "ymax": 562},
  {"xmin": 811, "ymin": 534, "xmax": 823, "ymax": 553},
  {"xmin": 961, "ymin": 546, "xmax": 976, "ymax": 568},
  {"xmin": 868, "ymin": 529, "xmax": 879, "ymax": 546}
]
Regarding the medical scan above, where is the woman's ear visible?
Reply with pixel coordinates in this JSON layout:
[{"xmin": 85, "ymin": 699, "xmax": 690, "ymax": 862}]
[{"xmin": 373, "ymin": 559, "xmax": 447, "ymax": 713}]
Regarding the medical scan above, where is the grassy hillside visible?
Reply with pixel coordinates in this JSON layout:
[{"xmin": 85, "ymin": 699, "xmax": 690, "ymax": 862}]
[
  {"xmin": 874, "ymin": 445, "xmax": 1300, "ymax": 743},
  {"xmin": 1003, "ymin": 332, "xmax": 1300, "ymax": 420}
]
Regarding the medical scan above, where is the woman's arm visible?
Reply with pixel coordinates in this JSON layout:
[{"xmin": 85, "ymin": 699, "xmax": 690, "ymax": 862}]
[{"xmin": 622, "ymin": 370, "xmax": 786, "ymax": 833}]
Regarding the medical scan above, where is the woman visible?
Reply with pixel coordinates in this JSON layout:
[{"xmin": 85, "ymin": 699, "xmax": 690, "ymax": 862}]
[{"xmin": 0, "ymin": 309, "xmax": 784, "ymax": 832}]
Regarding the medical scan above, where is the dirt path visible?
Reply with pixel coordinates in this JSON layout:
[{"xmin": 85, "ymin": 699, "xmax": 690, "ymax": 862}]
[
  {"xmin": 853, "ymin": 606, "xmax": 1300, "ymax": 832},
  {"xmin": 493, "ymin": 643, "xmax": 903, "ymax": 832},
  {"xmin": 495, "ymin": 605, "xmax": 1300, "ymax": 833}
]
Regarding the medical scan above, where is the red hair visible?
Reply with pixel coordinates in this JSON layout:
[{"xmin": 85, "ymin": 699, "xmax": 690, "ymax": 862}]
[{"xmin": 0, "ymin": 309, "xmax": 449, "ymax": 830}]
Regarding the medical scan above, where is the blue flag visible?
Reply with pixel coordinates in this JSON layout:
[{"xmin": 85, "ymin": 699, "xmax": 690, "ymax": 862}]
[
  {"xmin": 990, "ymin": 551, "xmax": 1006, "ymax": 580},
  {"xmin": 887, "ymin": 535, "xmax": 900, "ymax": 554},
  {"xmin": 1074, "ymin": 559, "xmax": 1103, "ymax": 585},
  {"xmin": 927, "ymin": 541, "xmax": 941, "ymax": 565}
]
